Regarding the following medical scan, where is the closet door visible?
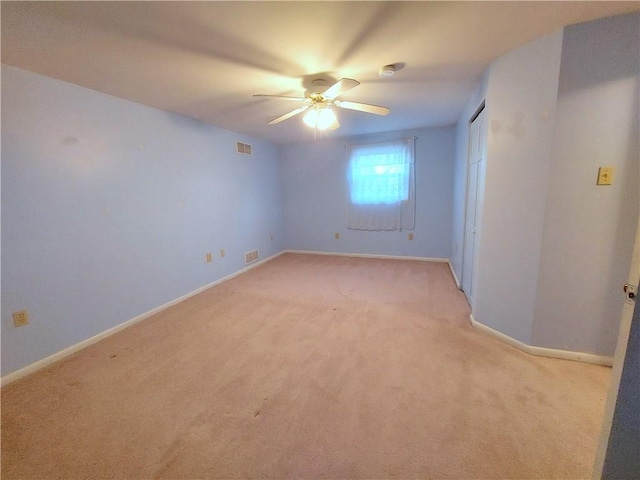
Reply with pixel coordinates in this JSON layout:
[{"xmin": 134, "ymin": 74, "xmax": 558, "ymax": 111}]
[{"xmin": 462, "ymin": 107, "xmax": 485, "ymax": 305}]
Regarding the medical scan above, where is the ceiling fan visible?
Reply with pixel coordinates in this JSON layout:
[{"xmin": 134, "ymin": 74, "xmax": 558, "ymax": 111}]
[{"xmin": 253, "ymin": 78, "xmax": 390, "ymax": 130}]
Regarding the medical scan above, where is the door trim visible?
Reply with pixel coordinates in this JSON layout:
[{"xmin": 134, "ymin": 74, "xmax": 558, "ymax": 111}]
[
  {"xmin": 469, "ymin": 101, "xmax": 485, "ymax": 123},
  {"xmin": 593, "ymin": 217, "xmax": 640, "ymax": 477}
]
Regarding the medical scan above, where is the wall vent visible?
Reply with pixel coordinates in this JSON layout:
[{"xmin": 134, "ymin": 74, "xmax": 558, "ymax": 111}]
[
  {"xmin": 236, "ymin": 142, "xmax": 252, "ymax": 155},
  {"xmin": 244, "ymin": 249, "xmax": 259, "ymax": 264}
]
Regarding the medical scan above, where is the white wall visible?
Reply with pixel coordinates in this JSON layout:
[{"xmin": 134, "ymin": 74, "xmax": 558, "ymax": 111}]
[
  {"xmin": 532, "ymin": 13, "xmax": 640, "ymax": 355},
  {"xmin": 472, "ymin": 31, "xmax": 564, "ymax": 343},
  {"xmin": 281, "ymin": 128, "xmax": 455, "ymax": 259},
  {"xmin": 1, "ymin": 65, "xmax": 284, "ymax": 376}
]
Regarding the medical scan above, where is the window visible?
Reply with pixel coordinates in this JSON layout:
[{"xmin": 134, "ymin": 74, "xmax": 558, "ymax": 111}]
[
  {"xmin": 350, "ymin": 155, "xmax": 409, "ymax": 205},
  {"xmin": 347, "ymin": 137, "xmax": 416, "ymax": 231}
]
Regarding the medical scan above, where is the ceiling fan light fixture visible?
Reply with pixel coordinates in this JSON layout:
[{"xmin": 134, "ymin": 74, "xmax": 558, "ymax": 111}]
[
  {"xmin": 317, "ymin": 106, "xmax": 337, "ymax": 130},
  {"xmin": 257, "ymin": 77, "xmax": 387, "ymax": 128},
  {"xmin": 303, "ymin": 107, "xmax": 319, "ymax": 128},
  {"xmin": 303, "ymin": 105, "xmax": 337, "ymax": 130}
]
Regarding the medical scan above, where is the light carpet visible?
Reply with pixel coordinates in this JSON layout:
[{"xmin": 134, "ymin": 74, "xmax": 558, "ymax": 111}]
[{"xmin": 1, "ymin": 253, "xmax": 610, "ymax": 479}]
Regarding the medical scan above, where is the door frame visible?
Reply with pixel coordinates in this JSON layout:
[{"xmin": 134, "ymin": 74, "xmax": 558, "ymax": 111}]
[{"xmin": 593, "ymin": 216, "xmax": 640, "ymax": 477}]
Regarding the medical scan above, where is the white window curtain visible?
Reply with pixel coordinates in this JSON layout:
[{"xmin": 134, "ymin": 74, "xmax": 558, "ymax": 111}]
[{"xmin": 347, "ymin": 137, "xmax": 416, "ymax": 231}]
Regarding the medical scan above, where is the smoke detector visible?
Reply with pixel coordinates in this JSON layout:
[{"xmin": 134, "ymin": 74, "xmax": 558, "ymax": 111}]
[{"xmin": 379, "ymin": 64, "xmax": 396, "ymax": 78}]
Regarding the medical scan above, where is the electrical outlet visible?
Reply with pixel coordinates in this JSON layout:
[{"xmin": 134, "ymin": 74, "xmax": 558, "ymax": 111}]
[
  {"xmin": 408, "ymin": 232, "xmax": 414, "ymax": 240},
  {"xmin": 335, "ymin": 232, "xmax": 340, "ymax": 240},
  {"xmin": 13, "ymin": 310, "xmax": 29, "ymax": 327},
  {"xmin": 205, "ymin": 253, "xmax": 213, "ymax": 263},
  {"xmin": 220, "ymin": 249, "xmax": 225, "ymax": 258}
]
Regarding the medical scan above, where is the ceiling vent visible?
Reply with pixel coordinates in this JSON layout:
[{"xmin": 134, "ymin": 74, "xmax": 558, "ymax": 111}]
[{"xmin": 236, "ymin": 142, "xmax": 252, "ymax": 155}]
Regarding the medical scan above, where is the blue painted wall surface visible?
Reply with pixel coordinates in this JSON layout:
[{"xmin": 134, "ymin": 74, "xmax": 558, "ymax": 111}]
[
  {"xmin": 472, "ymin": 30, "xmax": 564, "ymax": 344},
  {"xmin": 280, "ymin": 128, "xmax": 455, "ymax": 259},
  {"xmin": 452, "ymin": 13, "xmax": 638, "ymax": 357},
  {"xmin": 1, "ymin": 65, "xmax": 284, "ymax": 376},
  {"xmin": 532, "ymin": 13, "xmax": 640, "ymax": 356}
]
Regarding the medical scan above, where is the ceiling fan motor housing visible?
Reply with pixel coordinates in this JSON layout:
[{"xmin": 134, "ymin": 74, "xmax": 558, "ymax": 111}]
[{"xmin": 306, "ymin": 79, "xmax": 329, "ymax": 97}]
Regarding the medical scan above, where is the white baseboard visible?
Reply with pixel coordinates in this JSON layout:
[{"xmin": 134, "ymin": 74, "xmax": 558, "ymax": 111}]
[
  {"xmin": 284, "ymin": 249, "xmax": 449, "ymax": 263},
  {"xmin": 469, "ymin": 314, "xmax": 613, "ymax": 367},
  {"xmin": 447, "ymin": 262, "xmax": 461, "ymax": 289},
  {"xmin": 1, "ymin": 251, "xmax": 285, "ymax": 387},
  {"xmin": 285, "ymin": 250, "xmax": 458, "ymax": 288}
]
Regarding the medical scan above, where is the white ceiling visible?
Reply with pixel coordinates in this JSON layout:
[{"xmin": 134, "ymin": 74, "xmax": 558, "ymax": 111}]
[{"xmin": 2, "ymin": 1, "xmax": 638, "ymax": 145}]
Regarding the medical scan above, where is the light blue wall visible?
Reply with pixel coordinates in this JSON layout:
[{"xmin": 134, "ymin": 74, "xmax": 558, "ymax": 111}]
[
  {"xmin": 281, "ymin": 128, "xmax": 455, "ymax": 259},
  {"xmin": 532, "ymin": 13, "xmax": 639, "ymax": 355},
  {"xmin": 473, "ymin": 30, "xmax": 564, "ymax": 344},
  {"xmin": 1, "ymin": 65, "xmax": 284, "ymax": 376},
  {"xmin": 453, "ymin": 13, "xmax": 639, "ymax": 357}
]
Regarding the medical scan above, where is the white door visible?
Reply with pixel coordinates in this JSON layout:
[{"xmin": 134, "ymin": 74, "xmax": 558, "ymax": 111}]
[
  {"xmin": 462, "ymin": 107, "xmax": 485, "ymax": 304},
  {"xmin": 593, "ymin": 217, "xmax": 640, "ymax": 478}
]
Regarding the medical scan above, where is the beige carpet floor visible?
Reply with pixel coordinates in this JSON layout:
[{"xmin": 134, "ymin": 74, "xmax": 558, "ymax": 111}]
[{"xmin": 2, "ymin": 253, "xmax": 610, "ymax": 479}]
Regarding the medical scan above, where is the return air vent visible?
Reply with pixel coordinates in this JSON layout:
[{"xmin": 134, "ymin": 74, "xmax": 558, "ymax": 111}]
[
  {"xmin": 244, "ymin": 249, "xmax": 259, "ymax": 264},
  {"xmin": 236, "ymin": 142, "xmax": 252, "ymax": 155}
]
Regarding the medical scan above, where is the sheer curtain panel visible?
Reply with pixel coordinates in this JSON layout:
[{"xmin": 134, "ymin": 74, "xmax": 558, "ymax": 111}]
[{"xmin": 347, "ymin": 137, "xmax": 416, "ymax": 231}]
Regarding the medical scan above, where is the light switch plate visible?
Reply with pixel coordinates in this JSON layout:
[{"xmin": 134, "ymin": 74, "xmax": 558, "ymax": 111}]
[{"xmin": 597, "ymin": 166, "xmax": 613, "ymax": 185}]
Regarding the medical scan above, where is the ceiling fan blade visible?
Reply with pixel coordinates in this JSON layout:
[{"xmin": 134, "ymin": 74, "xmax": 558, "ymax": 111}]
[
  {"xmin": 267, "ymin": 105, "xmax": 310, "ymax": 125},
  {"xmin": 253, "ymin": 94, "xmax": 308, "ymax": 102},
  {"xmin": 323, "ymin": 78, "xmax": 360, "ymax": 100},
  {"xmin": 334, "ymin": 100, "xmax": 390, "ymax": 116}
]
